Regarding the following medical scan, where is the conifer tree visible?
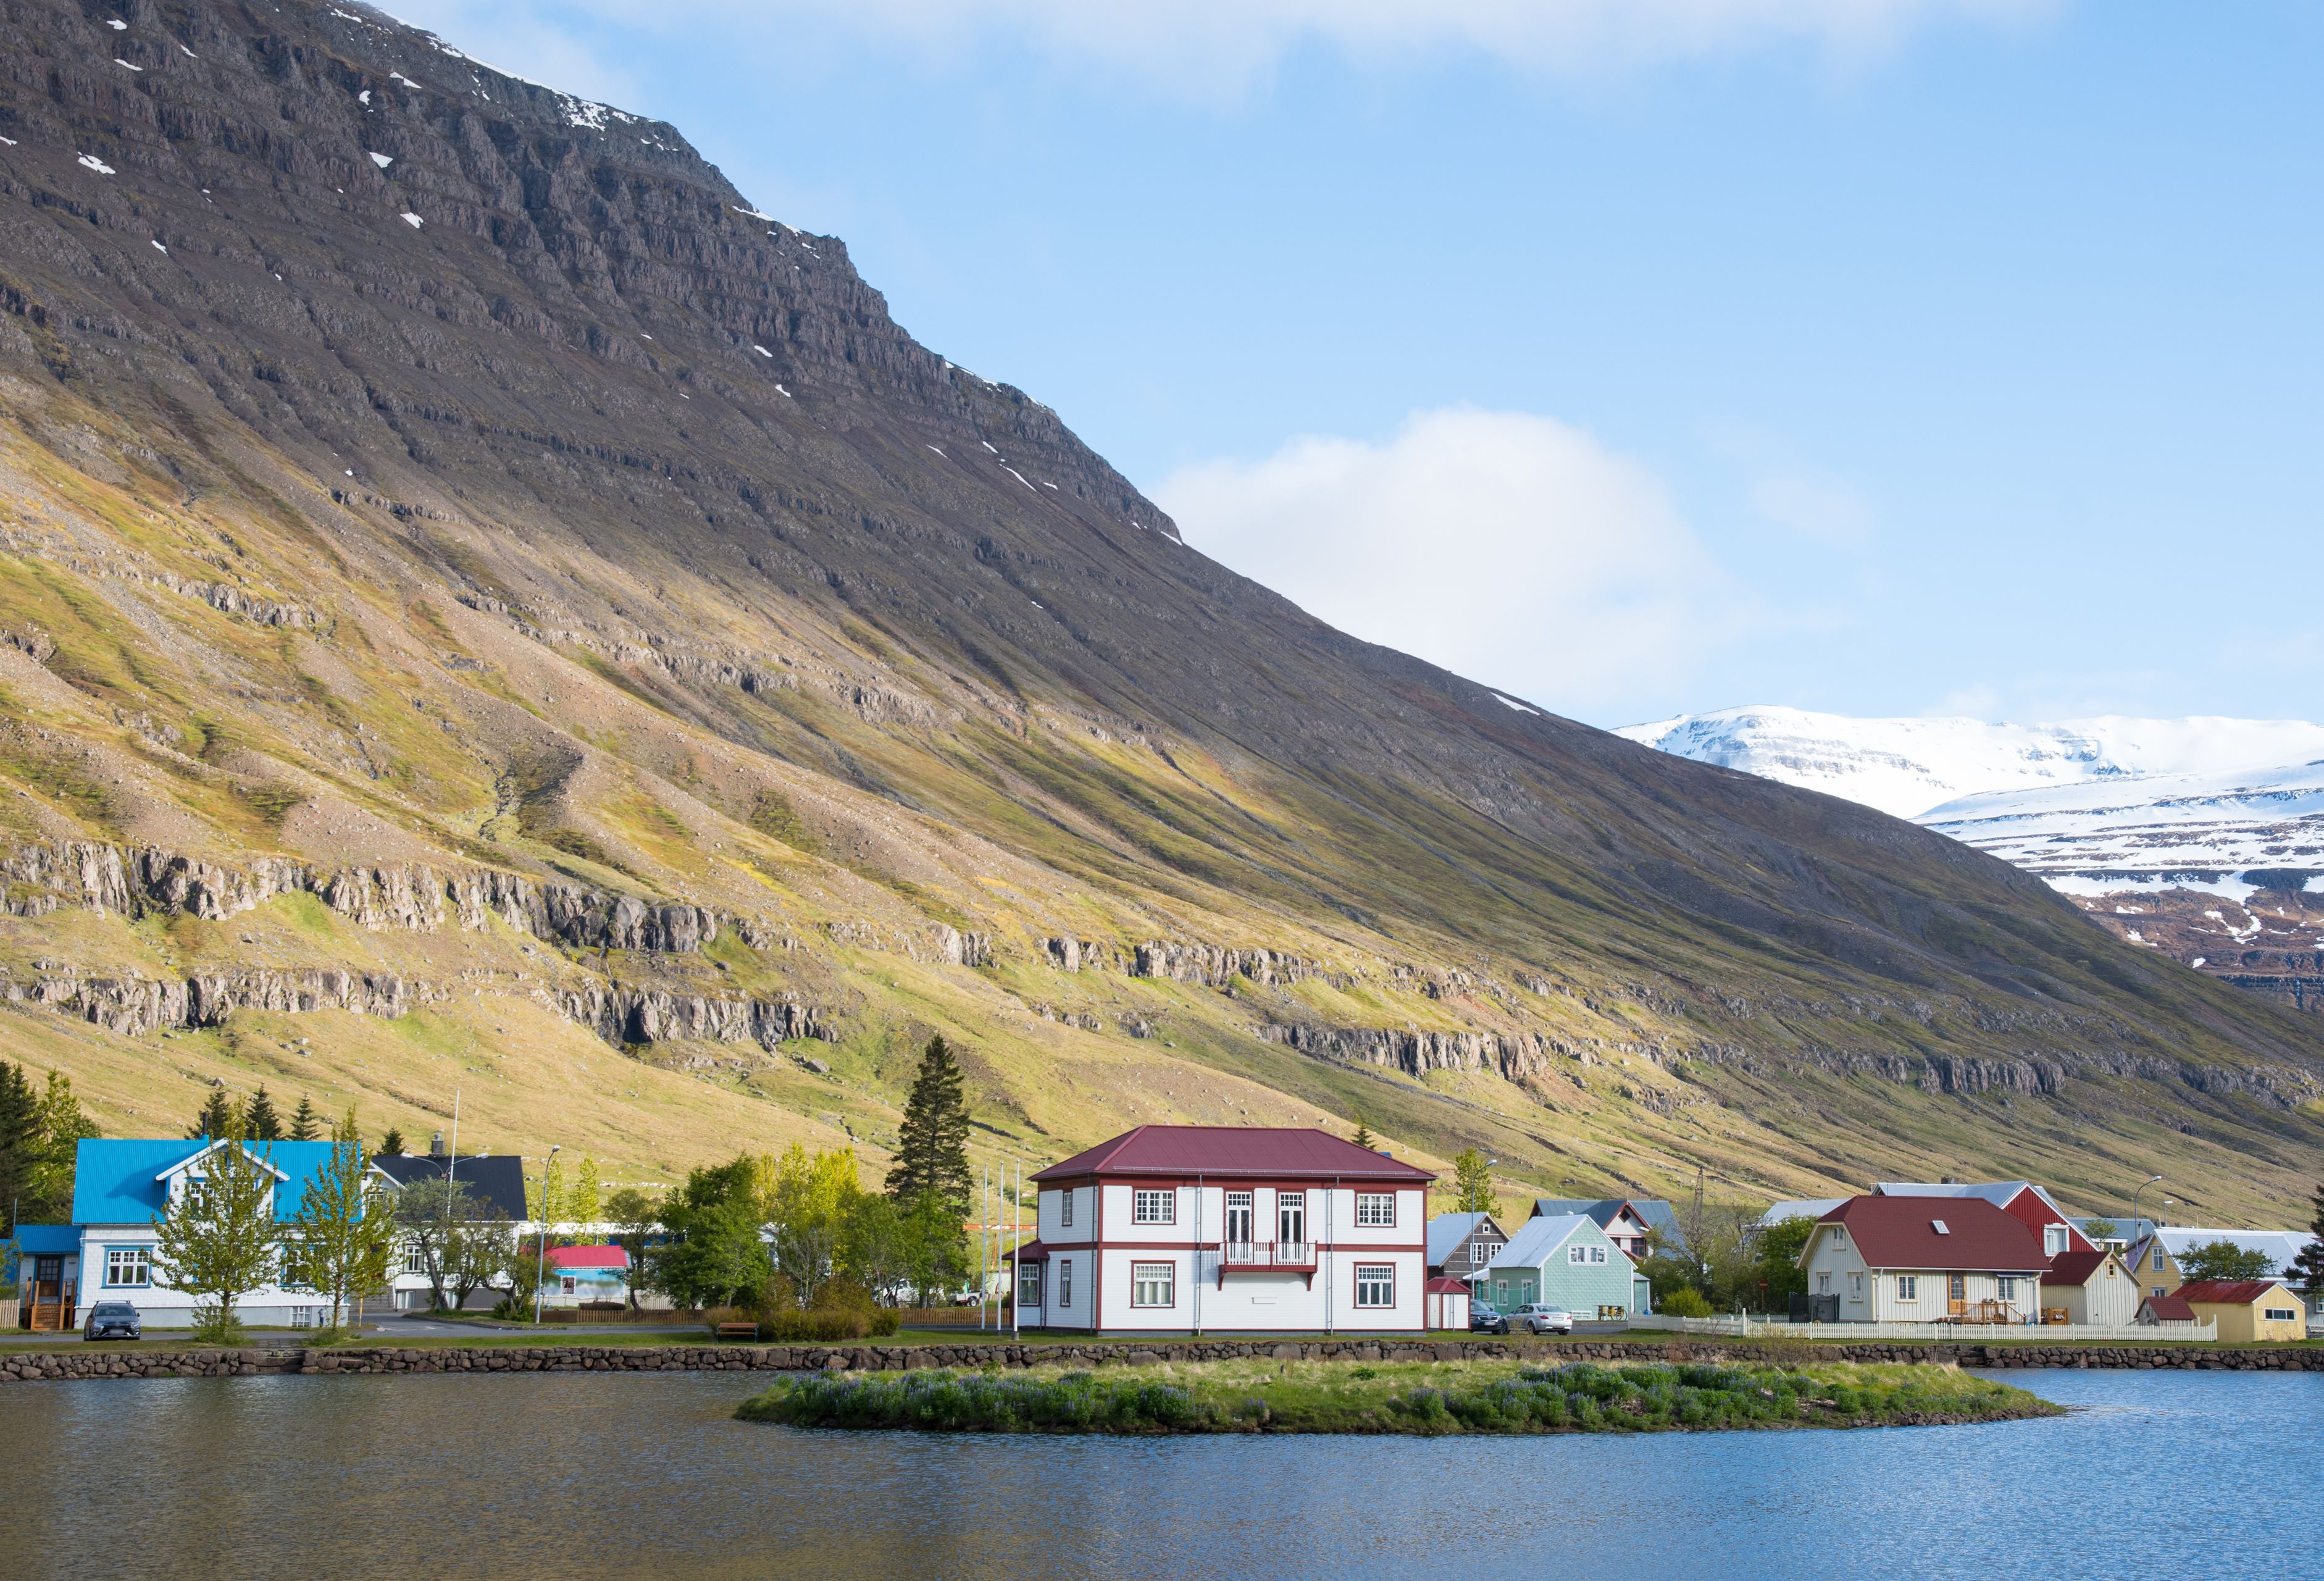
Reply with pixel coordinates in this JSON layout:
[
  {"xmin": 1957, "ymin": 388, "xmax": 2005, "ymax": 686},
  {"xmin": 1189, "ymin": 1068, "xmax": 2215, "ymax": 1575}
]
[
  {"xmin": 190, "ymin": 1089, "xmax": 237, "ymax": 1140},
  {"xmin": 379, "ymin": 1125, "xmax": 408, "ymax": 1156},
  {"xmin": 887, "ymin": 1035, "xmax": 971, "ymax": 1212},
  {"xmin": 1351, "ymin": 1120, "xmax": 1377, "ymax": 1151},
  {"xmin": 2289, "ymin": 1182, "xmax": 2324, "ymax": 1300},
  {"xmin": 288, "ymin": 1095, "xmax": 322, "ymax": 1142},
  {"xmin": 245, "ymin": 1085, "xmax": 283, "ymax": 1143},
  {"xmin": 0, "ymin": 1060, "xmax": 40, "ymax": 1232}
]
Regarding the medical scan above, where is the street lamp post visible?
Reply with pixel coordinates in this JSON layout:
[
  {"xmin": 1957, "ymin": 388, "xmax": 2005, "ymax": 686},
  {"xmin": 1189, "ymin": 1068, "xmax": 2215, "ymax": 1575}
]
[
  {"xmin": 534, "ymin": 1144, "xmax": 561, "ymax": 1325},
  {"xmin": 2130, "ymin": 1174, "xmax": 2163, "ymax": 1243}
]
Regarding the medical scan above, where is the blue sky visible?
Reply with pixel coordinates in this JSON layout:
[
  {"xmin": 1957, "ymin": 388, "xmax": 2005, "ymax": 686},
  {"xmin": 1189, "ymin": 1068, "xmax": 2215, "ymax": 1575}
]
[{"xmin": 392, "ymin": 1, "xmax": 2323, "ymax": 730}]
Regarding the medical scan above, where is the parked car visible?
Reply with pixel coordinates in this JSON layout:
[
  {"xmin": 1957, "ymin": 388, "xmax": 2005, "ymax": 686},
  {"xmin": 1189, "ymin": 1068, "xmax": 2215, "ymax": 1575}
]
[
  {"xmin": 1510, "ymin": 1304, "xmax": 1573, "ymax": 1335},
  {"xmin": 84, "ymin": 1301, "xmax": 142, "ymax": 1341},
  {"xmin": 1469, "ymin": 1300, "xmax": 1511, "ymax": 1335}
]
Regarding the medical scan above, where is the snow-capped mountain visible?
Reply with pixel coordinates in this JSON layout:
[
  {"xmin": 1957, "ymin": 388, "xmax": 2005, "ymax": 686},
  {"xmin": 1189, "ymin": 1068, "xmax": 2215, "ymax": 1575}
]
[
  {"xmin": 1615, "ymin": 706, "xmax": 2324, "ymax": 820},
  {"xmin": 1921, "ymin": 762, "xmax": 2324, "ymax": 899},
  {"xmin": 1620, "ymin": 707, "xmax": 2324, "ymax": 1013}
]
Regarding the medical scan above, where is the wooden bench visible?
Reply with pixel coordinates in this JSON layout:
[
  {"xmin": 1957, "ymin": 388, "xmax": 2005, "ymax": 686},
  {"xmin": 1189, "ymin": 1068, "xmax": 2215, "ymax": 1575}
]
[{"xmin": 715, "ymin": 1320, "xmax": 759, "ymax": 1340}]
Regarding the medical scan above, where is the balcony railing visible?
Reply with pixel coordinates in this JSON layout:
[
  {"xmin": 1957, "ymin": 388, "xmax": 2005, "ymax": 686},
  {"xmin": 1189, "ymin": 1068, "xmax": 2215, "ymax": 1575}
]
[{"xmin": 1220, "ymin": 1241, "xmax": 1316, "ymax": 1270}]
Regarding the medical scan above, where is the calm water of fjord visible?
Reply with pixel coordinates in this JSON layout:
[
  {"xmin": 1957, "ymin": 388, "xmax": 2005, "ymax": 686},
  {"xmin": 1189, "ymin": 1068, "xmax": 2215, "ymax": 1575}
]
[{"xmin": 0, "ymin": 1367, "xmax": 2310, "ymax": 1579}]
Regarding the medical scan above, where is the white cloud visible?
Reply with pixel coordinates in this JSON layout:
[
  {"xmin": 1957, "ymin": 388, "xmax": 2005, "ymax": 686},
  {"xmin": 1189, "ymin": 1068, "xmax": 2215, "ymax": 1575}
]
[
  {"xmin": 391, "ymin": 0, "xmax": 2052, "ymax": 98},
  {"xmin": 1156, "ymin": 408, "xmax": 1759, "ymax": 717},
  {"xmin": 1712, "ymin": 424, "xmax": 1875, "ymax": 547}
]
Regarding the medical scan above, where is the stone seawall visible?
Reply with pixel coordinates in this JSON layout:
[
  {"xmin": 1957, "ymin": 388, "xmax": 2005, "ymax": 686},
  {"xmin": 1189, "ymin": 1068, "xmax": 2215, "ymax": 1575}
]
[{"xmin": 4, "ymin": 1335, "xmax": 2320, "ymax": 1383}]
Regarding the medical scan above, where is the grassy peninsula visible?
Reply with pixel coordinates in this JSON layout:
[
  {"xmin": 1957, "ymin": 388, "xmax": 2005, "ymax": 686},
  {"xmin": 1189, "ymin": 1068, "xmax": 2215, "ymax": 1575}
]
[{"xmin": 736, "ymin": 1356, "xmax": 2060, "ymax": 1435}]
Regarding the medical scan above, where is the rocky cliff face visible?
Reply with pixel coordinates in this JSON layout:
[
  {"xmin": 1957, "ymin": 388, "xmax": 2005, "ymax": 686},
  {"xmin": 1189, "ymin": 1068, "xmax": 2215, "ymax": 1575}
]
[{"xmin": 0, "ymin": 0, "xmax": 2318, "ymax": 1214}]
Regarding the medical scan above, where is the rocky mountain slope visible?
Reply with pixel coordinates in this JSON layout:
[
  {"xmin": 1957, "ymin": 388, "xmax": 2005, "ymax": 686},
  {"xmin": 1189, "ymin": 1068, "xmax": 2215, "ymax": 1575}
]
[{"xmin": 0, "ymin": 0, "xmax": 2317, "ymax": 1223}]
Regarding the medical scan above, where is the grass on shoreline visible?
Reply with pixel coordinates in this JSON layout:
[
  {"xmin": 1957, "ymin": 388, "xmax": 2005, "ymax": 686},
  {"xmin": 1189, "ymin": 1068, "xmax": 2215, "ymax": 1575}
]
[{"xmin": 736, "ymin": 1356, "xmax": 2060, "ymax": 1436}]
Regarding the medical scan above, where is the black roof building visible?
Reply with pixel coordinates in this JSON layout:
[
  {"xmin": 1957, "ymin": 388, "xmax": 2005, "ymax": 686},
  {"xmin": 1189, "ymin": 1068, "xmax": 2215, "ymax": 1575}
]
[{"xmin": 372, "ymin": 1151, "xmax": 530, "ymax": 1222}]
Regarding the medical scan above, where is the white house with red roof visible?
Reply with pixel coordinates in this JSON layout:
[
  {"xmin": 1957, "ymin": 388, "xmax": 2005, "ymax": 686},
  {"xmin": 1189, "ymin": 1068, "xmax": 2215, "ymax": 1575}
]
[
  {"xmin": 1014, "ymin": 1126, "xmax": 1434, "ymax": 1335},
  {"xmin": 1799, "ymin": 1196, "xmax": 2050, "ymax": 1324}
]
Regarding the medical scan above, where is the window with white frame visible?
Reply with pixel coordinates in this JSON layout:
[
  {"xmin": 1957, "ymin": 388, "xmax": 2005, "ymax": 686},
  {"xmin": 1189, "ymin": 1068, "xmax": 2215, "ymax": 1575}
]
[
  {"xmin": 1590, "ymin": 1246, "xmax": 1606, "ymax": 1265},
  {"xmin": 1354, "ymin": 1265, "xmax": 1394, "ymax": 1307},
  {"xmin": 104, "ymin": 1247, "xmax": 150, "ymax": 1288},
  {"xmin": 1058, "ymin": 1189, "xmax": 1072, "ymax": 1228},
  {"xmin": 1132, "ymin": 1189, "xmax": 1175, "ymax": 1225},
  {"xmin": 1058, "ymin": 1258, "xmax": 1072, "ymax": 1309},
  {"xmin": 1897, "ymin": 1275, "xmax": 1918, "ymax": 1301},
  {"xmin": 1816, "ymin": 1272, "xmax": 1831, "ymax": 1294},
  {"xmin": 1132, "ymin": 1262, "xmax": 1175, "ymax": 1307},
  {"xmin": 1849, "ymin": 1272, "xmax": 1863, "ymax": 1299},
  {"xmin": 1832, "ymin": 1225, "xmax": 1849, "ymax": 1248},
  {"xmin": 1998, "ymin": 1277, "xmax": 2018, "ymax": 1301},
  {"xmin": 1355, "ymin": 1193, "xmax": 1395, "ymax": 1228},
  {"xmin": 1568, "ymin": 1246, "xmax": 1587, "ymax": 1264},
  {"xmin": 1471, "ymin": 1240, "xmax": 1492, "ymax": 1264},
  {"xmin": 404, "ymin": 1242, "xmax": 427, "ymax": 1275},
  {"xmin": 1019, "ymin": 1262, "xmax": 1042, "ymax": 1308},
  {"xmin": 2044, "ymin": 1224, "xmax": 2067, "ymax": 1256},
  {"xmin": 560, "ymin": 1276, "xmax": 577, "ymax": 1295}
]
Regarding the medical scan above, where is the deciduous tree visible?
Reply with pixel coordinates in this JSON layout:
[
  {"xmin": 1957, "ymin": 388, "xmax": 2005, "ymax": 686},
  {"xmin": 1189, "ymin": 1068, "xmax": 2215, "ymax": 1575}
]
[
  {"xmin": 570, "ymin": 1157, "xmax": 602, "ymax": 1238},
  {"xmin": 285, "ymin": 1110, "xmax": 395, "ymax": 1327},
  {"xmin": 604, "ymin": 1186, "xmax": 658, "ymax": 1310},
  {"xmin": 2178, "ymin": 1239, "xmax": 2278, "ymax": 1283},
  {"xmin": 151, "ymin": 1129, "xmax": 283, "ymax": 1343},
  {"xmin": 22, "ymin": 1071, "xmax": 98, "ymax": 1225},
  {"xmin": 1449, "ymin": 1149, "xmax": 1498, "ymax": 1216}
]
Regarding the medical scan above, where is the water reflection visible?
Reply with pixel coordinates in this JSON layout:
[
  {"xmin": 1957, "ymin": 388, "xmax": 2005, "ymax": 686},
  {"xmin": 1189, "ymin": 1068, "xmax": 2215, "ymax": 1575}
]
[{"xmin": 1, "ymin": 1368, "xmax": 2312, "ymax": 1579}]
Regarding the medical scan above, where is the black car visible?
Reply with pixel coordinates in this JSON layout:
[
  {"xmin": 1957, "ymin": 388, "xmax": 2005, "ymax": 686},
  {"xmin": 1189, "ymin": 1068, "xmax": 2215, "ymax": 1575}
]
[
  {"xmin": 83, "ymin": 1301, "xmax": 142, "ymax": 1341},
  {"xmin": 1468, "ymin": 1299, "xmax": 1511, "ymax": 1335}
]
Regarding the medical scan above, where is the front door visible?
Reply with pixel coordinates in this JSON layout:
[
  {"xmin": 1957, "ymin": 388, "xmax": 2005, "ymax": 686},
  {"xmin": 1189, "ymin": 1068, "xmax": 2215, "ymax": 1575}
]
[
  {"xmin": 28, "ymin": 1256, "xmax": 64, "ymax": 1331},
  {"xmin": 1279, "ymin": 1192, "xmax": 1305, "ymax": 1249}
]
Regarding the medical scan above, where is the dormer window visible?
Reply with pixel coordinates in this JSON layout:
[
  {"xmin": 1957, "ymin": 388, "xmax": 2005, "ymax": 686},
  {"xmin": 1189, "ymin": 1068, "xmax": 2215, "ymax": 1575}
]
[
  {"xmin": 1932, "ymin": 1219, "xmax": 1950, "ymax": 1235},
  {"xmin": 2044, "ymin": 1225, "xmax": 2067, "ymax": 1256},
  {"xmin": 1831, "ymin": 1225, "xmax": 1849, "ymax": 1248}
]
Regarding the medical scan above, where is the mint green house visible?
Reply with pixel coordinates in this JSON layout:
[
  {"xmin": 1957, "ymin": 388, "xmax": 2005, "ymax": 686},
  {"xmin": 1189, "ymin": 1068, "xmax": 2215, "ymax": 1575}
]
[{"xmin": 1478, "ymin": 1212, "xmax": 1647, "ymax": 1318}]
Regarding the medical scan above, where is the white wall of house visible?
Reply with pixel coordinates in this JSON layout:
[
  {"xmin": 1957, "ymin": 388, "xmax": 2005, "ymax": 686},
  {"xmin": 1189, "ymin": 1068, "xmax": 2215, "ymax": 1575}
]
[
  {"xmin": 77, "ymin": 1225, "xmax": 335, "ymax": 1328},
  {"xmin": 1032, "ymin": 1181, "xmax": 1426, "ymax": 1333},
  {"xmin": 2046, "ymin": 1259, "xmax": 2139, "ymax": 1326},
  {"xmin": 1799, "ymin": 1224, "xmax": 2039, "ymax": 1322}
]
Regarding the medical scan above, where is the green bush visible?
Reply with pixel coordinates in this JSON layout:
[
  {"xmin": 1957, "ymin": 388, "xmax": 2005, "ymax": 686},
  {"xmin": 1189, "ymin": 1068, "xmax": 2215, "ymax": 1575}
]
[
  {"xmin": 739, "ymin": 1369, "xmax": 1212, "ymax": 1432},
  {"xmin": 1659, "ymin": 1287, "xmax": 1715, "ymax": 1319}
]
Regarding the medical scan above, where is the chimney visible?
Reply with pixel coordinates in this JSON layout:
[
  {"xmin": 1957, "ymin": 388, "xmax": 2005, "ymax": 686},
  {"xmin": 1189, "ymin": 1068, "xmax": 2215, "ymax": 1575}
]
[
  {"xmin": 430, "ymin": 1131, "xmax": 448, "ymax": 1159},
  {"xmin": 1940, "ymin": 1175, "xmax": 1955, "ymax": 1185}
]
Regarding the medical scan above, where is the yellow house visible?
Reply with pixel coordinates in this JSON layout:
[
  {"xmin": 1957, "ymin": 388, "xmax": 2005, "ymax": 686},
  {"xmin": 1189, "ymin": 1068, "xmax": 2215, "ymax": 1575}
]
[{"xmin": 2171, "ymin": 1280, "xmax": 2307, "ymax": 1343}]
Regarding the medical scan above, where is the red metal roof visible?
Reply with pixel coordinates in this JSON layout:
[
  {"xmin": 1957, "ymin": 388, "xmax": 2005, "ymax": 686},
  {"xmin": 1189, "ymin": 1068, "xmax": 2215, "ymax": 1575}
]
[
  {"xmin": 2141, "ymin": 1295, "xmax": 2196, "ymax": 1323},
  {"xmin": 1031, "ymin": 1126, "xmax": 1435, "ymax": 1183},
  {"xmin": 1424, "ymin": 1276, "xmax": 1473, "ymax": 1294},
  {"xmin": 1013, "ymin": 1239, "xmax": 1051, "ymax": 1262},
  {"xmin": 1815, "ymin": 1195, "xmax": 2046, "ymax": 1272},
  {"xmin": 2041, "ymin": 1250, "xmax": 2113, "ymax": 1287},
  {"xmin": 2172, "ymin": 1279, "xmax": 2286, "ymax": 1306},
  {"xmin": 545, "ymin": 1245, "xmax": 629, "ymax": 1270}
]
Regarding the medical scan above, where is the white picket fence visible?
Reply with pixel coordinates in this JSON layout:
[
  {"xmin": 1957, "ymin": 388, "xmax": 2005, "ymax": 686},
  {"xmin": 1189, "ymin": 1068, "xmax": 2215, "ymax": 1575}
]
[{"xmin": 1661, "ymin": 1315, "xmax": 2216, "ymax": 1343}]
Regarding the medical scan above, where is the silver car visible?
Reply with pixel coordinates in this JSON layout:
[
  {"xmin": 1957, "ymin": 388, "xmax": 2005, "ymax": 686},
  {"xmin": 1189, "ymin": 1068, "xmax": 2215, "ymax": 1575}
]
[
  {"xmin": 83, "ymin": 1301, "xmax": 143, "ymax": 1341},
  {"xmin": 1510, "ymin": 1304, "xmax": 1573, "ymax": 1335}
]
